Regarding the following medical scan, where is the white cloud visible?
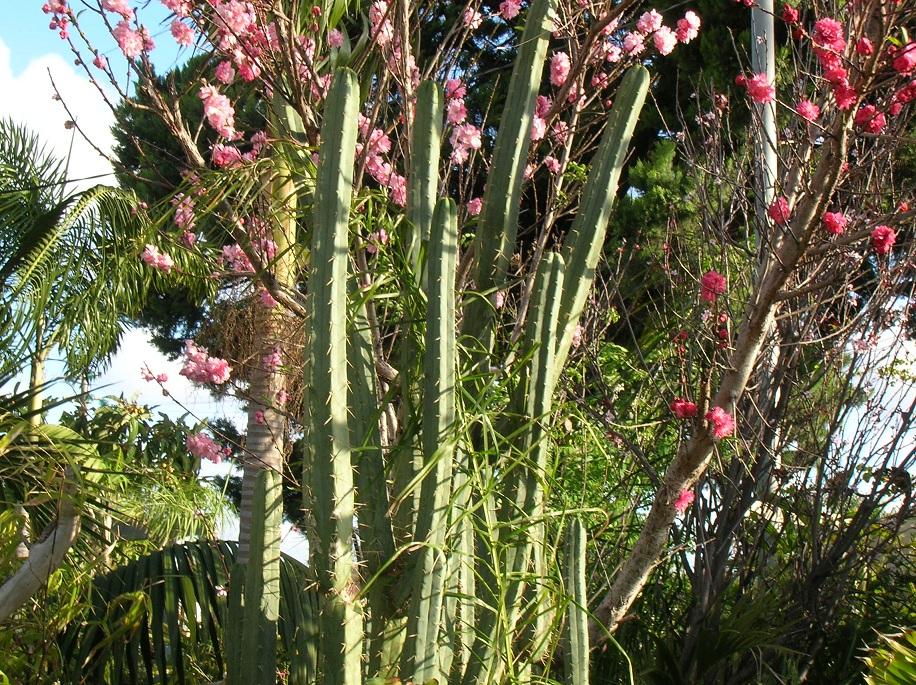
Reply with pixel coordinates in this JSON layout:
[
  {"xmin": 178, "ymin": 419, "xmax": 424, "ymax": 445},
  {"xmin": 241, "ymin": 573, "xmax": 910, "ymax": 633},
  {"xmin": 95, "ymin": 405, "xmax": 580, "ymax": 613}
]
[{"xmin": 0, "ymin": 37, "xmax": 116, "ymax": 191}]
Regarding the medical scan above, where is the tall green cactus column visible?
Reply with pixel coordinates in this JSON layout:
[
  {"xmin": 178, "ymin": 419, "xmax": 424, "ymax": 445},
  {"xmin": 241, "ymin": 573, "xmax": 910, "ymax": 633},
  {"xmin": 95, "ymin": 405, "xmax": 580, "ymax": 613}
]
[
  {"xmin": 564, "ymin": 518, "xmax": 589, "ymax": 685},
  {"xmin": 401, "ymin": 197, "xmax": 459, "ymax": 683},
  {"xmin": 308, "ymin": 68, "xmax": 363, "ymax": 685}
]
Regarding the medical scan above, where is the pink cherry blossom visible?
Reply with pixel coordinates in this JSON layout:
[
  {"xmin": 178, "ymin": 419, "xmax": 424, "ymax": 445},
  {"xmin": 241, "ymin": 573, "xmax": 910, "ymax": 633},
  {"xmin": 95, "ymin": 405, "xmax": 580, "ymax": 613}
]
[
  {"xmin": 171, "ymin": 192, "xmax": 196, "ymax": 230},
  {"xmin": 369, "ymin": 0, "xmax": 394, "ymax": 44},
  {"xmin": 636, "ymin": 9, "xmax": 663, "ymax": 35},
  {"xmin": 92, "ymin": 54, "xmax": 108, "ymax": 70},
  {"xmin": 833, "ymin": 82, "xmax": 857, "ymax": 110},
  {"xmin": 141, "ymin": 244, "xmax": 175, "ymax": 273},
  {"xmin": 673, "ymin": 489, "xmax": 695, "ymax": 513},
  {"xmin": 550, "ymin": 52, "xmax": 571, "ymax": 87},
  {"xmin": 870, "ymin": 225, "xmax": 896, "ymax": 255},
  {"xmin": 855, "ymin": 37, "xmax": 874, "ymax": 56},
  {"xmin": 447, "ymin": 98, "xmax": 468, "ymax": 124},
  {"xmin": 796, "ymin": 98, "xmax": 820, "ymax": 121},
  {"xmin": 670, "ymin": 398, "xmax": 698, "ymax": 419},
  {"xmin": 179, "ymin": 340, "xmax": 232, "ymax": 385},
  {"xmin": 744, "ymin": 73, "xmax": 775, "ymax": 104},
  {"xmin": 198, "ymin": 85, "xmax": 237, "ymax": 138},
  {"xmin": 161, "ymin": 0, "xmax": 191, "ymax": 17},
  {"xmin": 812, "ymin": 17, "xmax": 846, "ymax": 54},
  {"xmin": 854, "ymin": 104, "xmax": 886, "ymax": 133},
  {"xmin": 676, "ymin": 10, "xmax": 700, "ymax": 43},
  {"xmin": 822, "ymin": 211, "xmax": 848, "ymax": 235},
  {"xmin": 622, "ymin": 32, "xmax": 645, "ymax": 55},
  {"xmin": 102, "ymin": 0, "xmax": 134, "ymax": 20},
  {"xmin": 215, "ymin": 60, "xmax": 236, "ymax": 84},
  {"xmin": 706, "ymin": 406, "xmax": 735, "ymax": 440},
  {"xmin": 450, "ymin": 123, "xmax": 482, "ymax": 164},
  {"xmin": 463, "ymin": 8, "xmax": 483, "ymax": 30},
  {"xmin": 893, "ymin": 43, "xmax": 916, "ymax": 74},
  {"xmin": 544, "ymin": 155, "xmax": 561, "ymax": 173},
  {"xmin": 328, "ymin": 29, "xmax": 343, "ymax": 48},
  {"xmin": 571, "ymin": 324, "xmax": 585, "ymax": 348},
  {"xmin": 467, "ymin": 197, "xmax": 483, "ymax": 216},
  {"xmin": 186, "ymin": 433, "xmax": 223, "ymax": 463},
  {"xmin": 781, "ymin": 5, "xmax": 799, "ymax": 23},
  {"xmin": 222, "ymin": 244, "xmax": 254, "ymax": 272},
  {"xmin": 212, "ymin": 143, "xmax": 243, "ymax": 167},
  {"xmin": 112, "ymin": 21, "xmax": 145, "ymax": 58},
  {"xmin": 171, "ymin": 19, "xmax": 195, "ymax": 46},
  {"xmin": 499, "ymin": 0, "xmax": 522, "ymax": 20},
  {"xmin": 530, "ymin": 116, "xmax": 547, "ymax": 141},
  {"xmin": 700, "ymin": 270, "xmax": 727, "ymax": 303},
  {"xmin": 262, "ymin": 347, "xmax": 283, "ymax": 371},
  {"xmin": 768, "ymin": 196, "xmax": 791, "ymax": 225},
  {"xmin": 446, "ymin": 78, "xmax": 466, "ymax": 100},
  {"xmin": 653, "ymin": 26, "xmax": 677, "ymax": 56}
]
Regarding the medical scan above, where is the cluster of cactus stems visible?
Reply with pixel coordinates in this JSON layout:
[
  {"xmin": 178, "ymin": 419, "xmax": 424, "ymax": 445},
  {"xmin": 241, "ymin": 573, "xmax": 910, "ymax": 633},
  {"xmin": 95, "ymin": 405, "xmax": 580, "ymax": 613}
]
[{"xmin": 230, "ymin": 0, "xmax": 649, "ymax": 680}]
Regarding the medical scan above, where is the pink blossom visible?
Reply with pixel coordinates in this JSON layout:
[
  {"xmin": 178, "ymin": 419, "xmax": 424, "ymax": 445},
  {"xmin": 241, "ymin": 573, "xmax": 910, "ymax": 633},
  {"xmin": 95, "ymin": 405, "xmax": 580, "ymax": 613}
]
[
  {"xmin": 855, "ymin": 37, "xmax": 874, "ymax": 56},
  {"xmin": 544, "ymin": 155, "xmax": 561, "ymax": 173},
  {"xmin": 180, "ymin": 230, "xmax": 197, "ymax": 248},
  {"xmin": 670, "ymin": 398, "xmax": 698, "ymax": 419},
  {"xmin": 276, "ymin": 389, "xmax": 288, "ymax": 406},
  {"xmin": 141, "ymin": 244, "xmax": 175, "ymax": 273},
  {"xmin": 186, "ymin": 433, "xmax": 223, "ymax": 463},
  {"xmin": 870, "ymin": 225, "xmax": 896, "ymax": 255},
  {"xmin": 605, "ymin": 43, "xmax": 622, "ymax": 63},
  {"xmin": 366, "ymin": 229, "xmax": 390, "ymax": 254},
  {"xmin": 673, "ymin": 489, "xmax": 695, "ymax": 513},
  {"xmin": 893, "ymin": 43, "xmax": 916, "ymax": 74},
  {"xmin": 822, "ymin": 211, "xmax": 848, "ymax": 235},
  {"xmin": 262, "ymin": 347, "xmax": 283, "ymax": 370},
  {"xmin": 494, "ymin": 290, "xmax": 506, "ymax": 309},
  {"xmin": 369, "ymin": 1, "xmax": 394, "ymax": 44},
  {"xmin": 171, "ymin": 192, "xmax": 196, "ymax": 231},
  {"xmin": 833, "ymin": 82, "xmax": 857, "ymax": 110},
  {"xmin": 622, "ymin": 32, "xmax": 645, "ymax": 55},
  {"xmin": 255, "ymin": 410, "xmax": 266, "ymax": 425},
  {"xmin": 551, "ymin": 121, "xmax": 569, "ymax": 144},
  {"xmin": 170, "ymin": 19, "xmax": 195, "ymax": 46},
  {"xmin": 180, "ymin": 340, "xmax": 232, "ymax": 385},
  {"xmin": 41, "ymin": 0, "xmax": 68, "ymax": 14},
  {"xmin": 328, "ymin": 29, "xmax": 343, "ymax": 48},
  {"xmin": 636, "ymin": 9, "xmax": 663, "ymax": 35},
  {"xmin": 447, "ymin": 98, "xmax": 468, "ymax": 124},
  {"xmin": 706, "ymin": 406, "xmax": 735, "ymax": 440},
  {"xmin": 550, "ymin": 52, "xmax": 571, "ymax": 87},
  {"xmin": 112, "ymin": 21, "xmax": 145, "ymax": 59},
  {"xmin": 222, "ymin": 244, "xmax": 253, "ymax": 272},
  {"xmin": 212, "ymin": 143, "xmax": 243, "ymax": 167},
  {"xmin": 259, "ymin": 289, "xmax": 279, "ymax": 308},
  {"xmin": 676, "ymin": 10, "xmax": 700, "ymax": 43},
  {"xmin": 812, "ymin": 17, "xmax": 846, "ymax": 54},
  {"xmin": 499, "ymin": 0, "xmax": 522, "ymax": 20},
  {"xmin": 571, "ymin": 324, "xmax": 585, "ymax": 348},
  {"xmin": 854, "ymin": 104, "xmax": 886, "ymax": 133},
  {"xmin": 781, "ymin": 5, "xmax": 799, "ymax": 23},
  {"xmin": 198, "ymin": 85, "xmax": 237, "ymax": 138},
  {"xmin": 796, "ymin": 98, "xmax": 820, "ymax": 121},
  {"xmin": 530, "ymin": 116, "xmax": 547, "ymax": 141},
  {"xmin": 450, "ymin": 123, "xmax": 482, "ymax": 164},
  {"xmin": 102, "ymin": 0, "xmax": 134, "ymax": 20},
  {"xmin": 463, "ymin": 8, "xmax": 483, "ymax": 30},
  {"xmin": 161, "ymin": 0, "xmax": 191, "ymax": 17},
  {"xmin": 744, "ymin": 73, "xmax": 775, "ymax": 104},
  {"xmin": 92, "ymin": 54, "xmax": 108, "ymax": 70},
  {"xmin": 445, "ymin": 78, "xmax": 466, "ymax": 100},
  {"xmin": 467, "ymin": 197, "xmax": 483, "ymax": 216},
  {"xmin": 700, "ymin": 270, "xmax": 727, "ymax": 303},
  {"xmin": 768, "ymin": 196, "xmax": 791, "ymax": 225},
  {"xmin": 653, "ymin": 26, "xmax": 677, "ymax": 56},
  {"xmin": 215, "ymin": 60, "xmax": 236, "ymax": 84}
]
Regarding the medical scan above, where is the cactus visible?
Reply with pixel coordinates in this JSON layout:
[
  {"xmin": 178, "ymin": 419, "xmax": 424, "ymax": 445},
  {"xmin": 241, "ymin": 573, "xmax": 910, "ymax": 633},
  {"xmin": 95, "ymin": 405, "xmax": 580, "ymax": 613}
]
[
  {"xmin": 308, "ymin": 67, "xmax": 363, "ymax": 685},
  {"xmin": 564, "ymin": 518, "xmax": 589, "ymax": 685}
]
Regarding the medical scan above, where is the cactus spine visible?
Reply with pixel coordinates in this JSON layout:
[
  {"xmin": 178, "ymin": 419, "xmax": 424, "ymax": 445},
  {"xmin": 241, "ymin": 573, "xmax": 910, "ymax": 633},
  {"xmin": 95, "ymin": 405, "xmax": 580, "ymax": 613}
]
[{"xmin": 309, "ymin": 68, "xmax": 363, "ymax": 685}]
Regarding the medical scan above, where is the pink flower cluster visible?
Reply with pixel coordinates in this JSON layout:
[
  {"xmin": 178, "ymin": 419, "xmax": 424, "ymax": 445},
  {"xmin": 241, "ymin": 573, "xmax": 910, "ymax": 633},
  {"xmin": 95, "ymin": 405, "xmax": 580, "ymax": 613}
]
[
  {"xmin": 673, "ymin": 488, "xmax": 695, "ymax": 514},
  {"xmin": 871, "ymin": 225, "xmax": 896, "ymax": 255},
  {"xmin": 221, "ymin": 244, "xmax": 254, "ymax": 272},
  {"xmin": 171, "ymin": 19, "xmax": 195, "ymax": 47},
  {"xmin": 186, "ymin": 433, "xmax": 225, "ymax": 463},
  {"xmin": 112, "ymin": 21, "xmax": 154, "ymax": 59},
  {"xmin": 179, "ymin": 340, "xmax": 232, "ymax": 385},
  {"xmin": 450, "ymin": 122, "xmax": 482, "ymax": 165},
  {"xmin": 357, "ymin": 114, "xmax": 407, "ymax": 206},
  {"xmin": 700, "ymin": 270, "xmax": 727, "ymax": 303},
  {"xmin": 822, "ymin": 211, "xmax": 847, "ymax": 235},
  {"xmin": 550, "ymin": 52, "xmax": 571, "ymax": 87},
  {"xmin": 366, "ymin": 228, "xmax": 389, "ymax": 254},
  {"xmin": 141, "ymin": 244, "xmax": 175, "ymax": 272},
  {"xmin": 140, "ymin": 367, "xmax": 168, "ymax": 383},
  {"xmin": 768, "ymin": 196, "xmax": 792, "ymax": 225},
  {"xmin": 198, "ymin": 85, "xmax": 237, "ymax": 139},
  {"xmin": 102, "ymin": 0, "xmax": 134, "ymax": 20},
  {"xmin": 670, "ymin": 398, "xmax": 698, "ymax": 419},
  {"xmin": 736, "ymin": 73, "xmax": 776, "ymax": 104},
  {"xmin": 446, "ymin": 78, "xmax": 468, "ymax": 125},
  {"xmin": 706, "ymin": 406, "xmax": 735, "ymax": 440},
  {"xmin": 262, "ymin": 347, "xmax": 283, "ymax": 371},
  {"xmin": 499, "ymin": 0, "xmax": 522, "ymax": 20},
  {"xmin": 172, "ymin": 192, "xmax": 196, "ymax": 232},
  {"xmin": 810, "ymin": 17, "xmax": 857, "ymax": 111}
]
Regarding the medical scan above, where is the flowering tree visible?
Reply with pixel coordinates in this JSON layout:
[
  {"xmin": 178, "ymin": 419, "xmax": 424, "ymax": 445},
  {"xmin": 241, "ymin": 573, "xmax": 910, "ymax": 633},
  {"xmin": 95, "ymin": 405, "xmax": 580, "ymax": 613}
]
[{"xmin": 12, "ymin": 0, "xmax": 915, "ymax": 681}]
